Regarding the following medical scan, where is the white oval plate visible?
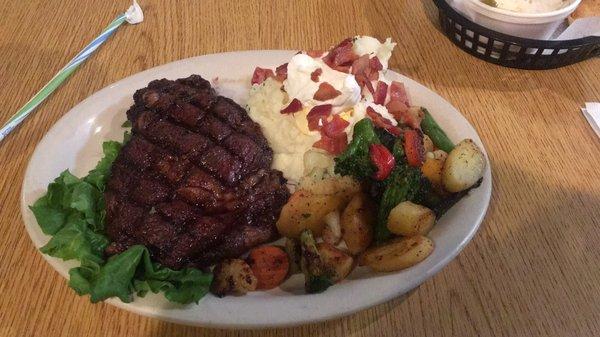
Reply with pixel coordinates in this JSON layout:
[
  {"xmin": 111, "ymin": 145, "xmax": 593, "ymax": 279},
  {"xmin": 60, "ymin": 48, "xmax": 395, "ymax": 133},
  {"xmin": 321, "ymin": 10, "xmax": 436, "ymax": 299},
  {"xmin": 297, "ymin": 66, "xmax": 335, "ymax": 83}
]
[{"xmin": 21, "ymin": 51, "xmax": 492, "ymax": 328}]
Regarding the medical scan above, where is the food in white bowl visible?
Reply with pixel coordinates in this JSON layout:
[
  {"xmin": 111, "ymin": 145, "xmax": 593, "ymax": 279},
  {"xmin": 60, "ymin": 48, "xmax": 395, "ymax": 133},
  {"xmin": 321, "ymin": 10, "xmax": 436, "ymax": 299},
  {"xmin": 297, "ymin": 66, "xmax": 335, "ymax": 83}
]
[
  {"xmin": 457, "ymin": 0, "xmax": 582, "ymax": 39},
  {"xmin": 482, "ymin": 0, "xmax": 574, "ymax": 14}
]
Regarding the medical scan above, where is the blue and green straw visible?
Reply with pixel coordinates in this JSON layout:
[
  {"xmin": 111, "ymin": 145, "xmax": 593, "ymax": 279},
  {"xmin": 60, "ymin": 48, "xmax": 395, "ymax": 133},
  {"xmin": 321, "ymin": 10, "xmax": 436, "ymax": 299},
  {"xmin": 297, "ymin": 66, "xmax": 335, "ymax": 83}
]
[{"xmin": 0, "ymin": 1, "xmax": 143, "ymax": 142}]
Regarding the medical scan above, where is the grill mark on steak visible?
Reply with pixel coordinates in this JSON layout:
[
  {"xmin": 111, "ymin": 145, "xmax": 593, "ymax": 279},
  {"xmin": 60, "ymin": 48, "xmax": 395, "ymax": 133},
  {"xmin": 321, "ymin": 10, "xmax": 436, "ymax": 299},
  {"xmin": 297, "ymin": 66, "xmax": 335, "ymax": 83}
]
[{"xmin": 105, "ymin": 75, "xmax": 289, "ymax": 269}]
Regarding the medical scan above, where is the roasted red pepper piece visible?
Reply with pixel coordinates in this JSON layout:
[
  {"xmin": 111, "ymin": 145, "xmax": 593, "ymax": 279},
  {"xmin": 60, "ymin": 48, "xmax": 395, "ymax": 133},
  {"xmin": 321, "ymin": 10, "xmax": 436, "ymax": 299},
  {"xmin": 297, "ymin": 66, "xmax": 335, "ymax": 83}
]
[
  {"xmin": 404, "ymin": 129, "xmax": 425, "ymax": 167},
  {"xmin": 369, "ymin": 143, "xmax": 396, "ymax": 180}
]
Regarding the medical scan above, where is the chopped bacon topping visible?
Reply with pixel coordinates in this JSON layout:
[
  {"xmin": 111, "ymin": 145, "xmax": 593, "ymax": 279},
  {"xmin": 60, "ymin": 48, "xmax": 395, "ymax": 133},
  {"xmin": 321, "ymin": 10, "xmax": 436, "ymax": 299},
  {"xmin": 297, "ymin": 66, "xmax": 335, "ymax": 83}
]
[
  {"xmin": 386, "ymin": 100, "xmax": 410, "ymax": 120},
  {"xmin": 369, "ymin": 143, "xmax": 396, "ymax": 180},
  {"xmin": 310, "ymin": 68, "xmax": 323, "ymax": 82},
  {"xmin": 251, "ymin": 67, "xmax": 275, "ymax": 85},
  {"xmin": 311, "ymin": 112, "xmax": 349, "ymax": 155},
  {"xmin": 322, "ymin": 38, "xmax": 358, "ymax": 73},
  {"xmin": 366, "ymin": 106, "xmax": 402, "ymax": 137},
  {"xmin": 370, "ymin": 57, "xmax": 383, "ymax": 72},
  {"xmin": 307, "ymin": 104, "xmax": 332, "ymax": 131},
  {"xmin": 352, "ymin": 55, "xmax": 379, "ymax": 94},
  {"xmin": 306, "ymin": 50, "xmax": 325, "ymax": 58},
  {"xmin": 321, "ymin": 115, "xmax": 350, "ymax": 138},
  {"xmin": 388, "ymin": 105, "xmax": 423, "ymax": 129},
  {"xmin": 280, "ymin": 98, "xmax": 303, "ymax": 114},
  {"xmin": 389, "ymin": 81, "xmax": 410, "ymax": 106},
  {"xmin": 275, "ymin": 63, "xmax": 288, "ymax": 82},
  {"xmin": 313, "ymin": 132, "xmax": 348, "ymax": 155},
  {"xmin": 404, "ymin": 129, "xmax": 425, "ymax": 167},
  {"xmin": 313, "ymin": 82, "xmax": 342, "ymax": 101},
  {"xmin": 373, "ymin": 81, "xmax": 388, "ymax": 105}
]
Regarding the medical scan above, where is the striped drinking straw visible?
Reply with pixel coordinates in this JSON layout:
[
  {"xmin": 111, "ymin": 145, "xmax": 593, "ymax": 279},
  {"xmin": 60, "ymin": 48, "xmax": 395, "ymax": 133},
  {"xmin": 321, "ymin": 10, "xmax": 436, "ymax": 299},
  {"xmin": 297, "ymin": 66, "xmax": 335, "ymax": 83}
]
[{"xmin": 0, "ymin": 1, "xmax": 144, "ymax": 142}]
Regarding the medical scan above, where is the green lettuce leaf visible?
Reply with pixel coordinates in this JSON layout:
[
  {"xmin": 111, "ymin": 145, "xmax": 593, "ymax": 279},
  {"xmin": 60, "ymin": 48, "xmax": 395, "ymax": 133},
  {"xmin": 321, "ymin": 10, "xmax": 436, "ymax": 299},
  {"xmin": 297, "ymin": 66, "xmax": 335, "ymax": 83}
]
[
  {"xmin": 29, "ymin": 195, "xmax": 66, "ymax": 235},
  {"xmin": 84, "ymin": 140, "xmax": 122, "ymax": 191},
  {"xmin": 32, "ymin": 133, "xmax": 212, "ymax": 305},
  {"xmin": 40, "ymin": 214, "xmax": 108, "ymax": 264},
  {"xmin": 70, "ymin": 245, "xmax": 212, "ymax": 304}
]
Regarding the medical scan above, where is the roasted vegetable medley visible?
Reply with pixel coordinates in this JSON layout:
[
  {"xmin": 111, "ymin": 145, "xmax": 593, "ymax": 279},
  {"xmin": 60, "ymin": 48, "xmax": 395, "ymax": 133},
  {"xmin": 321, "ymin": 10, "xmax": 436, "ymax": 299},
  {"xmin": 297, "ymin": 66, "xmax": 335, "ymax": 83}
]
[{"xmin": 212, "ymin": 109, "xmax": 485, "ymax": 296}]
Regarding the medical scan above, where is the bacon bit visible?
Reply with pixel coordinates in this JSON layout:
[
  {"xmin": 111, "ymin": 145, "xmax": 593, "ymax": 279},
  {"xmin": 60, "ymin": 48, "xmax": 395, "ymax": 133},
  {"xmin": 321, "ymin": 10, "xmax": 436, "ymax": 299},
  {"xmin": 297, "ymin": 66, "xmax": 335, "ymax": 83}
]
[
  {"xmin": 351, "ymin": 55, "xmax": 369, "ymax": 76},
  {"xmin": 373, "ymin": 81, "xmax": 388, "ymax": 105},
  {"xmin": 386, "ymin": 100, "xmax": 410, "ymax": 119},
  {"xmin": 310, "ymin": 68, "xmax": 323, "ymax": 82},
  {"xmin": 332, "ymin": 65, "xmax": 352, "ymax": 73},
  {"xmin": 404, "ymin": 129, "xmax": 425, "ymax": 167},
  {"xmin": 322, "ymin": 115, "xmax": 350, "ymax": 138},
  {"xmin": 369, "ymin": 143, "xmax": 396, "ymax": 180},
  {"xmin": 389, "ymin": 81, "xmax": 410, "ymax": 106},
  {"xmin": 307, "ymin": 50, "xmax": 325, "ymax": 58},
  {"xmin": 313, "ymin": 133, "xmax": 348, "ymax": 155},
  {"xmin": 352, "ymin": 55, "xmax": 378, "ymax": 93},
  {"xmin": 366, "ymin": 106, "xmax": 402, "ymax": 137},
  {"xmin": 313, "ymin": 82, "xmax": 342, "ymax": 101},
  {"xmin": 322, "ymin": 38, "xmax": 359, "ymax": 70},
  {"xmin": 280, "ymin": 98, "xmax": 303, "ymax": 114},
  {"xmin": 364, "ymin": 79, "xmax": 375, "ymax": 95},
  {"xmin": 275, "ymin": 63, "xmax": 288, "ymax": 82},
  {"xmin": 307, "ymin": 104, "xmax": 332, "ymax": 131},
  {"xmin": 251, "ymin": 67, "xmax": 275, "ymax": 85},
  {"xmin": 370, "ymin": 57, "xmax": 383, "ymax": 72},
  {"xmin": 386, "ymin": 101, "xmax": 423, "ymax": 129}
]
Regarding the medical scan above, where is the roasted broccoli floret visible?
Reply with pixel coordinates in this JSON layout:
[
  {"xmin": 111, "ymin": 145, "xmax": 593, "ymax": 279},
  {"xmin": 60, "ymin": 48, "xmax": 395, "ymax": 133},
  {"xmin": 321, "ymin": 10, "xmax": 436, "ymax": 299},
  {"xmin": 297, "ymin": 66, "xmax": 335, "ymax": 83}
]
[
  {"xmin": 334, "ymin": 119, "xmax": 380, "ymax": 180},
  {"xmin": 299, "ymin": 230, "xmax": 334, "ymax": 294}
]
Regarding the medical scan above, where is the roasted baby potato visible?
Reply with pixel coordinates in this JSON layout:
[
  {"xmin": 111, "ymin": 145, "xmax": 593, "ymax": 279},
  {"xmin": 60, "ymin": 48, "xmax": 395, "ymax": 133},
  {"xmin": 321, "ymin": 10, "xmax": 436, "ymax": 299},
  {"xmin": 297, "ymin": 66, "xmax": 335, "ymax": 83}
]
[
  {"xmin": 387, "ymin": 201, "xmax": 435, "ymax": 236},
  {"xmin": 421, "ymin": 150, "xmax": 448, "ymax": 188},
  {"xmin": 277, "ymin": 190, "xmax": 349, "ymax": 238},
  {"xmin": 210, "ymin": 259, "xmax": 257, "ymax": 297},
  {"xmin": 322, "ymin": 211, "xmax": 342, "ymax": 245},
  {"xmin": 341, "ymin": 193, "xmax": 375, "ymax": 255},
  {"xmin": 442, "ymin": 139, "xmax": 486, "ymax": 192},
  {"xmin": 278, "ymin": 176, "xmax": 360, "ymax": 238},
  {"xmin": 360, "ymin": 236, "xmax": 434, "ymax": 272},
  {"xmin": 299, "ymin": 175, "xmax": 361, "ymax": 197},
  {"xmin": 317, "ymin": 243, "xmax": 354, "ymax": 282}
]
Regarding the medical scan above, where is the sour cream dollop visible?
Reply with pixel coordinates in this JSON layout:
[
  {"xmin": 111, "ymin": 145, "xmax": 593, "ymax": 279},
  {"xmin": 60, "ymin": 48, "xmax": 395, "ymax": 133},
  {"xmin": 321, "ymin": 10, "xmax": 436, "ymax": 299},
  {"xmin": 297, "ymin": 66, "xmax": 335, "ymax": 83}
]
[
  {"xmin": 352, "ymin": 36, "xmax": 396, "ymax": 69},
  {"xmin": 284, "ymin": 54, "xmax": 361, "ymax": 113}
]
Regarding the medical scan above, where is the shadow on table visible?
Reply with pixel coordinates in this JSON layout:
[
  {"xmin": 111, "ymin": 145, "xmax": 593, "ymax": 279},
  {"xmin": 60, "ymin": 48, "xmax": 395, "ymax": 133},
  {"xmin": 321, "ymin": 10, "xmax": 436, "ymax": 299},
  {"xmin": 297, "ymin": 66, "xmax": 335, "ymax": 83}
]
[{"xmin": 145, "ymin": 291, "xmax": 415, "ymax": 337}]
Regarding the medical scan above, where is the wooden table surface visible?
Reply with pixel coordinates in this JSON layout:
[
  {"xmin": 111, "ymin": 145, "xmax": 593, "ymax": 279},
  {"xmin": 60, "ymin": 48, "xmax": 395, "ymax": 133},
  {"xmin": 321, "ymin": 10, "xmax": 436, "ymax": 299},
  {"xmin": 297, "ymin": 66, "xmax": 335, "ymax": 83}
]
[{"xmin": 1, "ymin": 0, "xmax": 599, "ymax": 336}]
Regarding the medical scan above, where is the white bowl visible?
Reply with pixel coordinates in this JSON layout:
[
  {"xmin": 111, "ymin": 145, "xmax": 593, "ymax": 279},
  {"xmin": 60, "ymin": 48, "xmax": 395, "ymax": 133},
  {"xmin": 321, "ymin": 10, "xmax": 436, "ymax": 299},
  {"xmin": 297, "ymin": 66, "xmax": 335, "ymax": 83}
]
[{"xmin": 457, "ymin": 0, "xmax": 581, "ymax": 39}]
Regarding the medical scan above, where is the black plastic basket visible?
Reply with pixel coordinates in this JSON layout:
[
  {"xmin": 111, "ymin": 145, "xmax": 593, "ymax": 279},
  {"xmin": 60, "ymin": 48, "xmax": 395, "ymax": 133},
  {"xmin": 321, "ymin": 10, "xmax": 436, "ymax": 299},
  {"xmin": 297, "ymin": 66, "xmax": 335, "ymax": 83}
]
[{"xmin": 433, "ymin": 0, "xmax": 600, "ymax": 69}]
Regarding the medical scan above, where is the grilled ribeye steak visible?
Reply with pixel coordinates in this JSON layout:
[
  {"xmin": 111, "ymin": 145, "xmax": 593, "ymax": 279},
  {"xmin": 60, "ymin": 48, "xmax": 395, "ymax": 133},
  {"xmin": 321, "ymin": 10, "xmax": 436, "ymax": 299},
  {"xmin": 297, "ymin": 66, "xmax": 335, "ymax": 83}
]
[{"xmin": 104, "ymin": 75, "xmax": 289, "ymax": 269}]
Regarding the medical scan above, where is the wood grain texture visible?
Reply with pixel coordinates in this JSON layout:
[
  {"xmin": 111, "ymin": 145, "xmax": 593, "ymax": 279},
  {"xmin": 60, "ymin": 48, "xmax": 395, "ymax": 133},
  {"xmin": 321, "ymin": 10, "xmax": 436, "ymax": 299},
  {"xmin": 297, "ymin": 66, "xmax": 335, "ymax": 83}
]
[{"xmin": 0, "ymin": 0, "xmax": 599, "ymax": 336}]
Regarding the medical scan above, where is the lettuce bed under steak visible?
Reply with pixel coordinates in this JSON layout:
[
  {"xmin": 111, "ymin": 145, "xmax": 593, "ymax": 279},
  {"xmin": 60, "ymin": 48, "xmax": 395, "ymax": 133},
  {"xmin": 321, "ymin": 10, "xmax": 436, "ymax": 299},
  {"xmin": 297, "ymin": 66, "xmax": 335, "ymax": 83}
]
[{"xmin": 30, "ymin": 134, "xmax": 212, "ymax": 304}]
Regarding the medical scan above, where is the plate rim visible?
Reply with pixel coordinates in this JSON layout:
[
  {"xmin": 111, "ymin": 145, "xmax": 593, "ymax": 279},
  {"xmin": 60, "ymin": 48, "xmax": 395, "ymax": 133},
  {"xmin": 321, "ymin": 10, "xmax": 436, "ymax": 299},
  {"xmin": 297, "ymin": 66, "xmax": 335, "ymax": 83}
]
[{"xmin": 20, "ymin": 50, "xmax": 492, "ymax": 328}]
